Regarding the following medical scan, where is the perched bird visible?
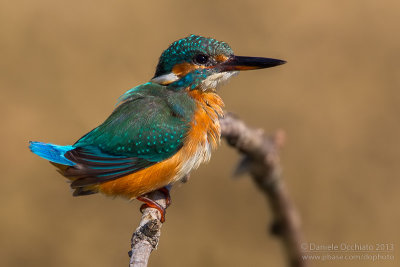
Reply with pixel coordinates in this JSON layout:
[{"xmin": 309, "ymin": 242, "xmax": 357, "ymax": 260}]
[{"xmin": 29, "ymin": 35, "xmax": 285, "ymax": 221}]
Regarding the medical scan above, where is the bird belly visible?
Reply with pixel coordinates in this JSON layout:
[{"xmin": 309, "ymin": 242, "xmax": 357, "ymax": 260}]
[
  {"xmin": 97, "ymin": 136, "xmax": 212, "ymax": 199},
  {"xmin": 98, "ymin": 151, "xmax": 182, "ymax": 199}
]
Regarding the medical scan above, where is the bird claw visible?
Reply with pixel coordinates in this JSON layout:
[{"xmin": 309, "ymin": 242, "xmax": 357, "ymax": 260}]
[{"xmin": 137, "ymin": 187, "xmax": 171, "ymax": 223}]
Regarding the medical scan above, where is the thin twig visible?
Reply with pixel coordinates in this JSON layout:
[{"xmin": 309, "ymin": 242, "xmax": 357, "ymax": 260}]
[{"xmin": 220, "ymin": 113, "xmax": 307, "ymax": 267}]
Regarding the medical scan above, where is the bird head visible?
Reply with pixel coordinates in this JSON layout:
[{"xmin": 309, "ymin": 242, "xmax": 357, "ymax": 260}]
[{"xmin": 151, "ymin": 35, "xmax": 285, "ymax": 90}]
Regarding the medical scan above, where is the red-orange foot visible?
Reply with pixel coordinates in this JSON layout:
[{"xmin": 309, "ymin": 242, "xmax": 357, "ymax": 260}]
[
  {"xmin": 137, "ymin": 196, "xmax": 166, "ymax": 222},
  {"xmin": 158, "ymin": 186, "xmax": 171, "ymax": 207},
  {"xmin": 137, "ymin": 187, "xmax": 171, "ymax": 223}
]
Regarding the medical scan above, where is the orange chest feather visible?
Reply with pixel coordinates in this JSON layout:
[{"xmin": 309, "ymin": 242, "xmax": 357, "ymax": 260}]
[
  {"xmin": 98, "ymin": 91, "xmax": 224, "ymax": 199},
  {"xmin": 186, "ymin": 90, "xmax": 224, "ymax": 150}
]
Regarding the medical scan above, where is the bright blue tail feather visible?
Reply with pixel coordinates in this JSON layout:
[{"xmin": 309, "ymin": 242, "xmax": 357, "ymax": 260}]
[{"xmin": 29, "ymin": 141, "xmax": 76, "ymax": 166}]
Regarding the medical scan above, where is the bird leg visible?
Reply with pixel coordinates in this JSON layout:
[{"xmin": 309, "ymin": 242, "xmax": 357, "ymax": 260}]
[{"xmin": 137, "ymin": 187, "xmax": 171, "ymax": 223}]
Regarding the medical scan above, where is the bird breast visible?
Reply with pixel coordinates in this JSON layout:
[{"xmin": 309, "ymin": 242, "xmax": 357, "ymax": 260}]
[{"xmin": 173, "ymin": 90, "xmax": 224, "ymax": 181}]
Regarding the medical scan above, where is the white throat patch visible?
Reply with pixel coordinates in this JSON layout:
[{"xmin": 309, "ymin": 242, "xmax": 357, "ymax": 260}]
[{"xmin": 199, "ymin": 71, "xmax": 239, "ymax": 90}]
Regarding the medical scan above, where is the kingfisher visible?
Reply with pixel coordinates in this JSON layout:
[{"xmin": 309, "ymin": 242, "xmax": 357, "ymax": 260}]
[{"xmin": 29, "ymin": 35, "xmax": 285, "ymax": 222}]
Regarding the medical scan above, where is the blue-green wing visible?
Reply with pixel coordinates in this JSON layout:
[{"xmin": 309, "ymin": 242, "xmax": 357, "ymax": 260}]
[{"xmin": 65, "ymin": 84, "xmax": 195, "ymax": 187}]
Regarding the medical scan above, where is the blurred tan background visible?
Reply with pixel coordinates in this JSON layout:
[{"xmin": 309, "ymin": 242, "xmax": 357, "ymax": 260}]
[{"xmin": 1, "ymin": 0, "xmax": 399, "ymax": 266}]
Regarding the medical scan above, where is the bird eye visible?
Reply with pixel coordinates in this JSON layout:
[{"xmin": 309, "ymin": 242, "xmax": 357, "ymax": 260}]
[{"xmin": 194, "ymin": 54, "xmax": 209, "ymax": 65}]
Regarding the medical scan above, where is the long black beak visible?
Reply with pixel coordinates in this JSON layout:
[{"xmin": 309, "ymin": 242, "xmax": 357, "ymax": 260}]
[{"xmin": 220, "ymin": 56, "xmax": 286, "ymax": 71}]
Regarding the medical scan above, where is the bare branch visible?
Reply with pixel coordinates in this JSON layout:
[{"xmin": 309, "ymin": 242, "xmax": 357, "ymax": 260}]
[
  {"xmin": 220, "ymin": 113, "xmax": 307, "ymax": 267},
  {"xmin": 129, "ymin": 190, "xmax": 167, "ymax": 267},
  {"xmin": 129, "ymin": 113, "xmax": 306, "ymax": 267}
]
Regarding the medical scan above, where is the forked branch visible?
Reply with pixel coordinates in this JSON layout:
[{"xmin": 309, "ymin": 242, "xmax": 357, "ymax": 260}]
[{"xmin": 220, "ymin": 113, "xmax": 307, "ymax": 267}]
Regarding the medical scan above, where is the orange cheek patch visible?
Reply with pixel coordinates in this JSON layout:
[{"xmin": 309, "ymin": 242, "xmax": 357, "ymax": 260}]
[
  {"xmin": 214, "ymin": 54, "xmax": 229, "ymax": 63},
  {"xmin": 172, "ymin": 62, "xmax": 198, "ymax": 77}
]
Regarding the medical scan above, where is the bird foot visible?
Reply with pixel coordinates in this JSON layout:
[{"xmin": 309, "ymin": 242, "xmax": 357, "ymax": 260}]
[
  {"xmin": 137, "ymin": 187, "xmax": 171, "ymax": 223},
  {"xmin": 158, "ymin": 186, "xmax": 171, "ymax": 207}
]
